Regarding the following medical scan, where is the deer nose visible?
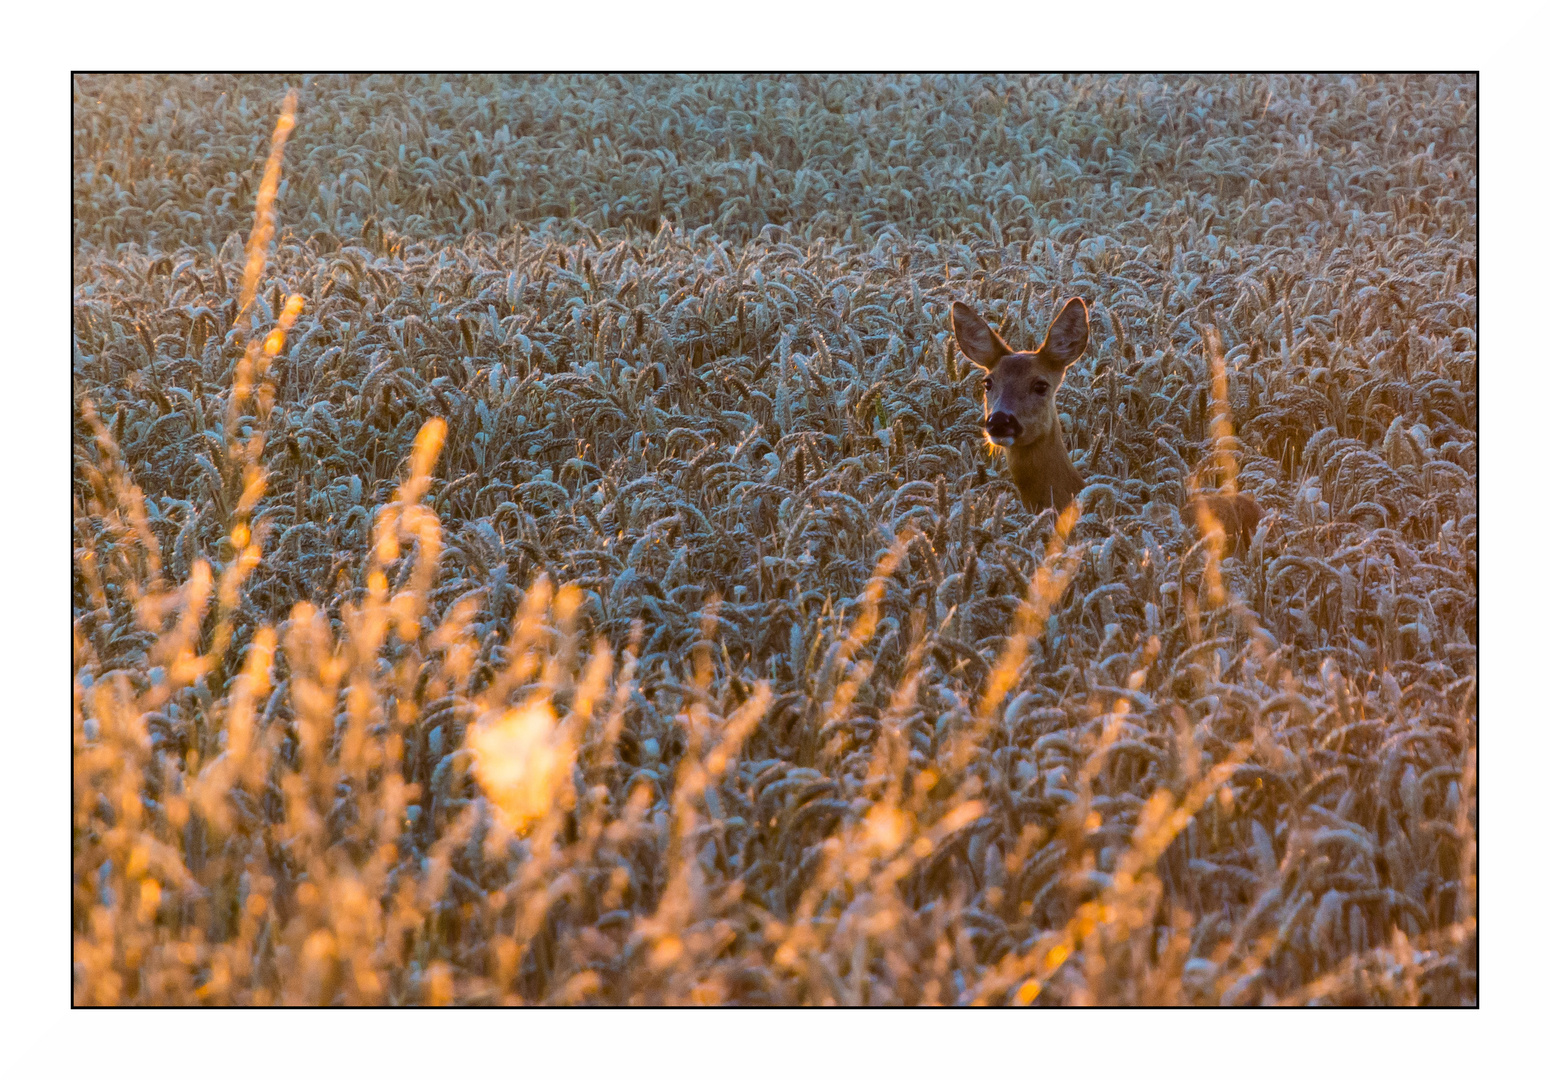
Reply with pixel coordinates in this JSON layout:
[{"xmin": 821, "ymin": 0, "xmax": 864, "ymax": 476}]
[{"xmin": 984, "ymin": 411, "xmax": 1022, "ymax": 439}]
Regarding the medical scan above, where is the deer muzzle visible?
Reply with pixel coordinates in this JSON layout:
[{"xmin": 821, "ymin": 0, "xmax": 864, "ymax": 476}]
[{"xmin": 984, "ymin": 411, "xmax": 1022, "ymax": 447}]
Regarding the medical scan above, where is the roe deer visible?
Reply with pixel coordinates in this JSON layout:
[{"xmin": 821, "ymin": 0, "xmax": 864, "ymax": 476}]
[
  {"xmin": 1182, "ymin": 491, "xmax": 1264, "ymax": 556},
  {"xmin": 951, "ymin": 298, "xmax": 1090, "ymax": 513}
]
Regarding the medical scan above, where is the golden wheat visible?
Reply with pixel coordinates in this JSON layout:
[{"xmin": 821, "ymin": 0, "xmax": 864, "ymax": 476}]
[{"xmin": 73, "ymin": 74, "xmax": 1476, "ymax": 1005}]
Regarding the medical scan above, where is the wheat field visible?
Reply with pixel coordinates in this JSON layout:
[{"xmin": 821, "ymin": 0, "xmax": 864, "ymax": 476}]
[{"xmin": 72, "ymin": 74, "xmax": 1476, "ymax": 1005}]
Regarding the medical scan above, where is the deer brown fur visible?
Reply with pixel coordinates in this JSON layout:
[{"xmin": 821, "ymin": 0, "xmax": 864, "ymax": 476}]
[
  {"xmin": 951, "ymin": 298, "xmax": 1090, "ymax": 513},
  {"xmin": 1183, "ymin": 491, "xmax": 1264, "ymax": 556}
]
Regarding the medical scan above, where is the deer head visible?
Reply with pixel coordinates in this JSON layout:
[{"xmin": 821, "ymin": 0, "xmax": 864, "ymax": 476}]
[{"xmin": 952, "ymin": 298, "xmax": 1090, "ymax": 449}]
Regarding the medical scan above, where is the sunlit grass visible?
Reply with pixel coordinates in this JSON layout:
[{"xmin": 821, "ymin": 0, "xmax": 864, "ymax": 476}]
[{"xmin": 73, "ymin": 74, "xmax": 1476, "ymax": 1005}]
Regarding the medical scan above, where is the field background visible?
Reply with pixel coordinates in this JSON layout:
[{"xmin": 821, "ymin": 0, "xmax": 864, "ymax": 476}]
[{"xmin": 72, "ymin": 74, "xmax": 1476, "ymax": 1005}]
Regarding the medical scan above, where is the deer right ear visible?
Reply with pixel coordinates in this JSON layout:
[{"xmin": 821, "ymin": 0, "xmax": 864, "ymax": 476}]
[
  {"xmin": 1040, "ymin": 298, "xmax": 1090, "ymax": 368},
  {"xmin": 951, "ymin": 302, "xmax": 1011, "ymax": 370}
]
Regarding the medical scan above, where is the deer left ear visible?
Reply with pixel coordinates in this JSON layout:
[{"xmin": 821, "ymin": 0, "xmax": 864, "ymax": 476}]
[
  {"xmin": 951, "ymin": 301, "xmax": 1012, "ymax": 370},
  {"xmin": 1040, "ymin": 298, "xmax": 1089, "ymax": 368}
]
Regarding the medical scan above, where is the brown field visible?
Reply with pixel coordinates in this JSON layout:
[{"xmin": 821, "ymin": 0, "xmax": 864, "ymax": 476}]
[{"xmin": 72, "ymin": 74, "xmax": 1476, "ymax": 1005}]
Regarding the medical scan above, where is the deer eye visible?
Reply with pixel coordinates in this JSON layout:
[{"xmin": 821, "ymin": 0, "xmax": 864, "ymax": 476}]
[
  {"xmin": 1032, "ymin": 380, "xmax": 1050, "ymax": 395},
  {"xmin": 984, "ymin": 377, "xmax": 993, "ymax": 390}
]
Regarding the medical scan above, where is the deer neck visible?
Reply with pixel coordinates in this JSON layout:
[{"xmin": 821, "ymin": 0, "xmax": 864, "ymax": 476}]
[{"xmin": 1007, "ymin": 429, "xmax": 1083, "ymax": 513}]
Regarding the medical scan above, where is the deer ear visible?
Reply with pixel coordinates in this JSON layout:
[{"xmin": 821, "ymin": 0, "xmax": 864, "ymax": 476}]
[
  {"xmin": 1040, "ymin": 298, "xmax": 1089, "ymax": 368},
  {"xmin": 951, "ymin": 302, "xmax": 1011, "ymax": 369}
]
